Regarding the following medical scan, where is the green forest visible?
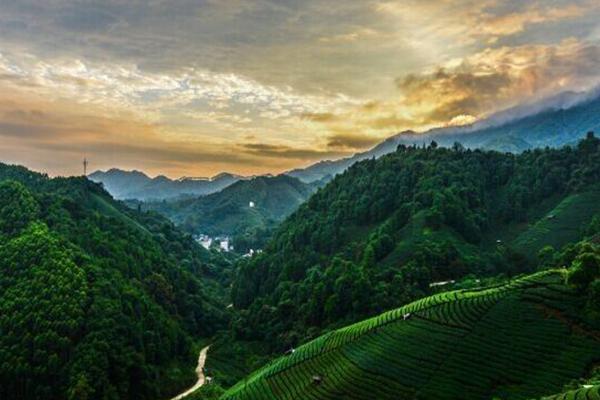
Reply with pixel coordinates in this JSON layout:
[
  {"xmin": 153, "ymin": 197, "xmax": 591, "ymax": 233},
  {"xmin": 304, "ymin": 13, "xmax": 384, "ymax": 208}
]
[
  {"xmin": 0, "ymin": 165, "xmax": 233, "ymax": 400},
  {"xmin": 232, "ymin": 133, "xmax": 600, "ymax": 348},
  {"xmin": 222, "ymin": 237, "xmax": 600, "ymax": 400},
  {"xmin": 2, "ymin": 135, "xmax": 599, "ymax": 400}
]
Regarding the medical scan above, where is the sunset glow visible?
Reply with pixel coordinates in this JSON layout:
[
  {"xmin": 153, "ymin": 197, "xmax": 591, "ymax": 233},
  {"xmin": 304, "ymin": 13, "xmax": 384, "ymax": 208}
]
[{"xmin": 1, "ymin": 0, "xmax": 599, "ymax": 176}]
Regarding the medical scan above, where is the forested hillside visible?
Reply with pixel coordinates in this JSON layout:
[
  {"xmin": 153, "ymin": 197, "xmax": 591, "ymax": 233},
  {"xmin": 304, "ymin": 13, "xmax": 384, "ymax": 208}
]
[
  {"xmin": 0, "ymin": 164, "xmax": 232, "ymax": 400},
  {"xmin": 137, "ymin": 175, "xmax": 319, "ymax": 252},
  {"xmin": 232, "ymin": 134, "xmax": 600, "ymax": 348},
  {"xmin": 223, "ymin": 238, "xmax": 600, "ymax": 400}
]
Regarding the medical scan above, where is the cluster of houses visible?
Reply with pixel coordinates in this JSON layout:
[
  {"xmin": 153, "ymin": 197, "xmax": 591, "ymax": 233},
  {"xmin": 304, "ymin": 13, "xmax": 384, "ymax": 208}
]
[
  {"xmin": 193, "ymin": 233, "xmax": 264, "ymax": 257},
  {"xmin": 194, "ymin": 234, "xmax": 233, "ymax": 252}
]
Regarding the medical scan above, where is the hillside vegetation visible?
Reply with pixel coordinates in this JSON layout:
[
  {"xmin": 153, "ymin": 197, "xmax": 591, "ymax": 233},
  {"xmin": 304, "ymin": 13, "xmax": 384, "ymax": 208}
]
[
  {"xmin": 0, "ymin": 164, "xmax": 232, "ymax": 400},
  {"xmin": 232, "ymin": 134, "xmax": 600, "ymax": 347},
  {"xmin": 540, "ymin": 386, "xmax": 600, "ymax": 400},
  {"xmin": 223, "ymin": 247, "xmax": 600, "ymax": 400},
  {"xmin": 138, "ymin": 175, "xmax": 318, "ymax": 252}
]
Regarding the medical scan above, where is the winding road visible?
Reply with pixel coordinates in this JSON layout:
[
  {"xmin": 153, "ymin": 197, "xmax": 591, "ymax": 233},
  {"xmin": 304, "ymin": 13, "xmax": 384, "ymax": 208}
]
[{"xmin": 170, "ymin": 345, "xmax": 211, "ymax": 400}]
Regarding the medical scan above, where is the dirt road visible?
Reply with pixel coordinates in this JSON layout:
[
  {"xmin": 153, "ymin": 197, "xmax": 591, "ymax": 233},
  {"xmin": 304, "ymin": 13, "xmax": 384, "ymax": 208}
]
[{"xmin": 170, "ymin": 345, "xmax": 211, "ymax": 400}]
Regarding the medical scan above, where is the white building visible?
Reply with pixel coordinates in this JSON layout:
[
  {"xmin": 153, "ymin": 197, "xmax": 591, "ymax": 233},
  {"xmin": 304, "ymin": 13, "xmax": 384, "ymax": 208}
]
[
  {"xmin": 214, "ymin": 236, "xmax": 233, "ymax": 252},
  {"xmin": 195, "ymin": 234, "xmax": 213, "ymax": 250},
  {"xmin": 249, "ymin": 201, "xmax": 255, "ymax": 208},
  {"xmin": 220, "ymin": 239, "xmax": 230, "ymax": 252}
]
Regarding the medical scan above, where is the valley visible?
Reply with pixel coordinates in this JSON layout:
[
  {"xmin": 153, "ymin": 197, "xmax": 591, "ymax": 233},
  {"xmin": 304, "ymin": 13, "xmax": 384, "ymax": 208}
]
[
  {"xmin": 3, "ymin": 3, "xmax": 600, "ymax": 399},
  {"xmin": 1, "ymin": 135, "xmax": 599, "ymax": 400},
  {"xmin": 65, "ymin": 134, "xmax": 600, "ymax": 399}
]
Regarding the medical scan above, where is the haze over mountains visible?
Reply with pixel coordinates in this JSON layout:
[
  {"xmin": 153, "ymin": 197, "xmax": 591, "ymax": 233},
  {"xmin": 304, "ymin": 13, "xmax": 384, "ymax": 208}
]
[
  {"xmin": 288, "ymin": 88, "xmax": 600, "ymax": 182},
  {"xmin": 88, "ymin": 169, "xmax": 245, "ymax": 200},
  {"xmin": 91, "ymin": 88, "xmax": 600, "ymax": 200}
]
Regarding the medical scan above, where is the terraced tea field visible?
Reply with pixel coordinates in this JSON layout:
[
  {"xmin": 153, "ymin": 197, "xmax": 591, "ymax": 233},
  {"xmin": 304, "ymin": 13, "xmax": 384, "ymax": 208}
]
[
  {"xmin": 540, "ymin": 385, "xmax": 600, "ymax": 399},
  {"xmin": 222, "ymin": 271, "xmax": 600, "ymax": 400}
]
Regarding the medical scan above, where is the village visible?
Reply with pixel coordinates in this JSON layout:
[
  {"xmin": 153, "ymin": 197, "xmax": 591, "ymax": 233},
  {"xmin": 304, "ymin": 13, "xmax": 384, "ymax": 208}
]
[
  {"xmin": 193, "ymin": 233, "xmax": 262, "ymax": 258},
  {"xmin": 193, "ymin": 234, "xmax": 233, "ymax": 252}
]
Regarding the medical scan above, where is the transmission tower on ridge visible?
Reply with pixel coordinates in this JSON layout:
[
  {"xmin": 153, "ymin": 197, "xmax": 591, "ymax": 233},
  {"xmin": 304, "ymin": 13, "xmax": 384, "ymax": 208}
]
[{"xmin": 83, "ymin": 157, "xmax": 89, "ymax": 176}]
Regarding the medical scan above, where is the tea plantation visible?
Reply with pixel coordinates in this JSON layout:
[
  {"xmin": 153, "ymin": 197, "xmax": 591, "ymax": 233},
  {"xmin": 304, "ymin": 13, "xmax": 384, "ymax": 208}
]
[
  {"xmin": 539, "ymin": 385, "xmax": 599, "ymax": 400},
  {"xmin": 221, "ymin": 271, "xmax": 600, "ymax": 400}
]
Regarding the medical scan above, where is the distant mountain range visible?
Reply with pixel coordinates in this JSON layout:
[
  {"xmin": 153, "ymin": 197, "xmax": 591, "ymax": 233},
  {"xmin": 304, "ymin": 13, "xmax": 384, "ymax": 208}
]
[
  {"xmin": 287, "ymin": 88, "xmax": 600, "ymax": 182},
  {"xmin": 91, "ymin": 88, "xmax": 600, "ymax": 199},
  {"xmin": 88, "ymin": 168, "xmax": 245, "ymax": 200}
]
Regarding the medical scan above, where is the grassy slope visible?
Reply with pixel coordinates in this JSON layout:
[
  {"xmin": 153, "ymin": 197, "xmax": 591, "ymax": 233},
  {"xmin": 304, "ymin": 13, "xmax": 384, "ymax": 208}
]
[{"xmin": 222, "ymin": 271, "xmax": 600, "ymax": 400}]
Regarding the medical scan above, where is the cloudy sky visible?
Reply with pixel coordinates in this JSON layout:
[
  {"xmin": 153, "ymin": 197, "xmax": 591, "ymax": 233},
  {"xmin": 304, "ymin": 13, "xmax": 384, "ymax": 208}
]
[{"xmin": 1, "ymin": 0, "xmax": 599, "ymax": 177}]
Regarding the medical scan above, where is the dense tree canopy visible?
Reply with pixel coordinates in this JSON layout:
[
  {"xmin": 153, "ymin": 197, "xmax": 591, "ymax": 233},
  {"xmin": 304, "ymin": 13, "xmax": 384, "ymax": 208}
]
[
  {"xmin": 0, "ymin": 165, "xmax": 233, "ymax": 400},
  {"xmin": 231, "ymin": 135, "xmax": 600, "ymax": 348}
]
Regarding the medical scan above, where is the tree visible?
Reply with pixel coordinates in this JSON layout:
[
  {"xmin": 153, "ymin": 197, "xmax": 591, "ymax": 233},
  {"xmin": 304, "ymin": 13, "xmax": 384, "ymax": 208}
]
[
  {"xmin": 568, "ymin": 251, "xmax": 600, "ymax": 289},
  {"xmin": 0, "ymin": 180, "xmax": 39, "ymax": 236}
]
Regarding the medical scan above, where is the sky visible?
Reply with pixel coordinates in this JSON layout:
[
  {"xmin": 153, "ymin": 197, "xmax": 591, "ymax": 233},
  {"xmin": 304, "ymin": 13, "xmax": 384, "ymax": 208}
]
[{"xmin": 1, "ymin": 0, "xmax": 600, "ymax": 177}]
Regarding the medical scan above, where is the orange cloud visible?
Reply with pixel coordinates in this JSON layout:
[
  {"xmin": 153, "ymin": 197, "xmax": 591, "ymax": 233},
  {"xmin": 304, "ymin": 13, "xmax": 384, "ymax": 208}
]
[{"xmin": 394, "ymin": 39, "xmax": 600, "ymax": 124}]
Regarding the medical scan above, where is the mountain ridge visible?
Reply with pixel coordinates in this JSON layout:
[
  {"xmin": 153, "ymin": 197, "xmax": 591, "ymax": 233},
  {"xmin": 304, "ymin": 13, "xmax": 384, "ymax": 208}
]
[
  {"xmin": 287, "ymin": 88, "xmax": 600, "ymax": 182},
  {"xmin": 89, "ymin": 169, "xmax": 245, "ymax": 200},
  {"xmin": 90, "ymin": 88, "xmax": 600, "ymax": 198}
]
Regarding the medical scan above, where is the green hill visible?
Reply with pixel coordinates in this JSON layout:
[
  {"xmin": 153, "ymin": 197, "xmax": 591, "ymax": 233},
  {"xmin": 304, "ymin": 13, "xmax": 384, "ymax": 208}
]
[
  {"xmin": 232, "ymin": 135, "xmax": 600, "ymax": 347},
  {"xmin": 0, "ymin": 163, "xmax": 232, "ymax": 400},
  {"xmin": 138, "ymin": 175, "xmax": 319, "ymax": 252},
  {"xmin": 222, "ymin": 269, "xmax": 600, "ymax": 400}
]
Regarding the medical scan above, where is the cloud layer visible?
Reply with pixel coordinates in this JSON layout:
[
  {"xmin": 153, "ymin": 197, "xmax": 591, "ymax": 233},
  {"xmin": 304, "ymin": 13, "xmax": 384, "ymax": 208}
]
[{"xmin": 0, "ymin": 0, "xmax": 599, "ymax": 176}]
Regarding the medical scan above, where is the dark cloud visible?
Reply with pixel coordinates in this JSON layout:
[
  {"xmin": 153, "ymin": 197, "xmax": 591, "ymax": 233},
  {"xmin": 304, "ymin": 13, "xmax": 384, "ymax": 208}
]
[
  {"xmin": 326, "ymin": 133, "xmax": 381, "ymax": 150},
  {"xmin": 371, "ymin": 114, "xmax": 416, "ymax": 129},
  {"xmin": 42, "ymin": 140, "xmax": 258, "ymax": 166},
  {"xmin": 0, "ymin": 121, "xmax": 59, "ymax": 138},
  {"xmin": 57, "ymin": 4, "xmax": 119, "ymax": 32},
  {"xmin": 241, "ymin": 142, "xmax": 347, "ymax": 160},
  {"xmin": 301, "ymin": 112, "xmax": 338, "ymax": 122}
]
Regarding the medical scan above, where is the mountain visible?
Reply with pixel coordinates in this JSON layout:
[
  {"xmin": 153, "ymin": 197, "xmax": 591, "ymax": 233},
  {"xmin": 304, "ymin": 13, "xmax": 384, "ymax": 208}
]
[
  {"xmin": 0, "ymin": 163, "xmax": 233, "ymax": 400},
  {"xmin": 89, "ymin": 168, "xmax": 243, "ymax": 200},
  {"xmin": 287, "ymin": 89, "xmax": 600, "ymax": 183},
  {"xmin": 231, "ymin": 135, "xmax": 600, "ymax": 348},
  {"xmin": 136, "ymin": 175, "xmax": 320, "ymax": 252},
  {"xmin": 223, "ymin": 263, "xmax": 600, "ymax": 400}
]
